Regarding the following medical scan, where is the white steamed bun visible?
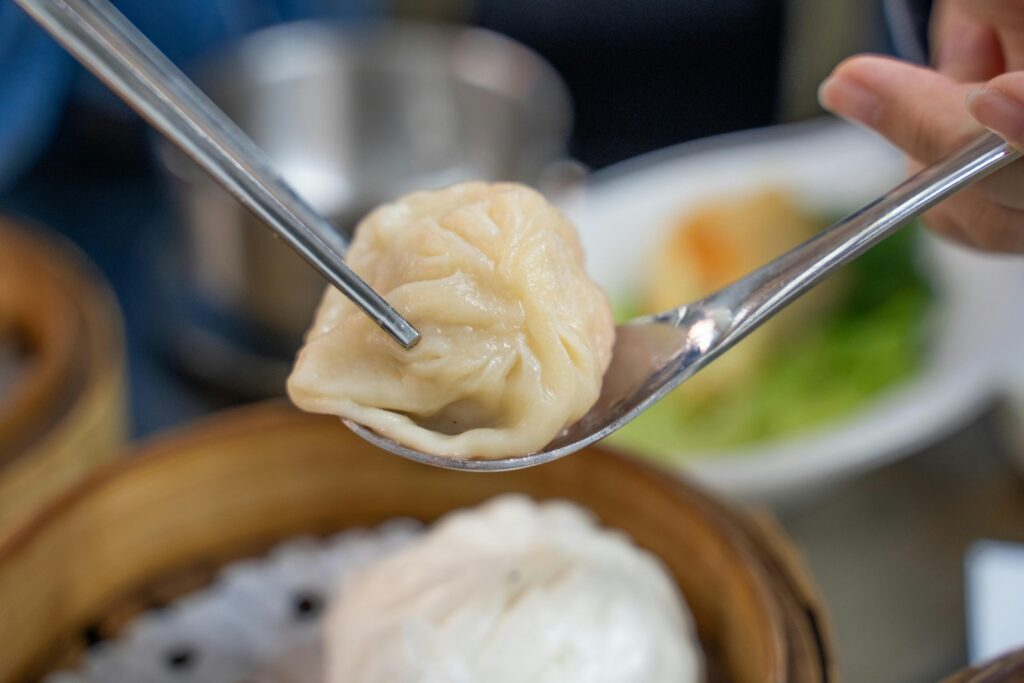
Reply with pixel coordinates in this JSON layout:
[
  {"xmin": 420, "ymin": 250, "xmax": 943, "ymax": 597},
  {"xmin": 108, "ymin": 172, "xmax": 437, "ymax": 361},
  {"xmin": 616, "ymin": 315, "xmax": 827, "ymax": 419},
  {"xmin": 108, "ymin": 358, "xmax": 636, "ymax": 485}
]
[
  {"xmin": 326, "ymin": 495, "xmax": 702, "ymax": 683},
  {"xmin": 287, "ymin": 182, "xmax": 615, "ymax": 459}
]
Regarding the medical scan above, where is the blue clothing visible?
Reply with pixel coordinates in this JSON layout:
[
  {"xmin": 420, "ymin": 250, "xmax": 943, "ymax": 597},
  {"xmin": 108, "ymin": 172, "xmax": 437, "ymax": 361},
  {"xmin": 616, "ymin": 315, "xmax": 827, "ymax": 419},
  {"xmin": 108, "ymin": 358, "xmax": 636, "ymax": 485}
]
[
  {"xmin": 884, "ymin": 0, "xmax": 933, "ymax": 63},
  {"xmin": 0, "ymin": 4, "xmax": 71, "ymax": 189},
  {"xmin": 0, "ymin": 0, "xmax": 382, "ymax": 191}
]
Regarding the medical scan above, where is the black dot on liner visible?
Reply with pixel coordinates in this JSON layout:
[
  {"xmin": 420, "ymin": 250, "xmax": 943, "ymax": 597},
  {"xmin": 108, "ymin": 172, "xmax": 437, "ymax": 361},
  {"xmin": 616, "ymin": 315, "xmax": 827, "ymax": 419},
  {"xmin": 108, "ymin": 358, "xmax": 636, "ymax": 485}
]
[
  {"xmin": 292, "ymin": 590, "xmax": 324, "ymax": 621},
  {"xmin": 81, "ymin": 624, "xmax": 104, "ymax": 648},
  {"xmin": 164, "ymin": 645, "xmax": 197, "ymax": 671}
]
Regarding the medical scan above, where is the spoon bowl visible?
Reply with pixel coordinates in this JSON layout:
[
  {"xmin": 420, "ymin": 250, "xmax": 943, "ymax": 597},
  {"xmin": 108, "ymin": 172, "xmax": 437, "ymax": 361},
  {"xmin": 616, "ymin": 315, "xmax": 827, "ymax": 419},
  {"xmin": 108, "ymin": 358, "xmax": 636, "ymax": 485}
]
[{"xmin": 347, "ymin": 315, "xmax": 704, "ymax": 471}]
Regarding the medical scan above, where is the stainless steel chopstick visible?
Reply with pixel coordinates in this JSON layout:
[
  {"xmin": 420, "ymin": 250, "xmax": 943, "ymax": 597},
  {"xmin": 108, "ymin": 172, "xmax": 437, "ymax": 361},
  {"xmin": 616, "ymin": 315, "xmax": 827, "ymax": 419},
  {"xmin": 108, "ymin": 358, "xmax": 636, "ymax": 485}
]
[{"xmin": 15, "ymin": 0, "xmax": 421, "ymax": 349}]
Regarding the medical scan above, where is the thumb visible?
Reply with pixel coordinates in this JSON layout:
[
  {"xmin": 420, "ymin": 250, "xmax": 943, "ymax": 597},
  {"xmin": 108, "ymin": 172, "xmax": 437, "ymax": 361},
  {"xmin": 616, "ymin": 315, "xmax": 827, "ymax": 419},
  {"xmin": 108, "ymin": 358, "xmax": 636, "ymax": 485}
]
[
  {"xmin": 967, "ymin": 73, "xmax": 1024, "ymax": 149},
  {"xmin": 819, "ymin": 55, "xmax": 981, "ymax": 164}
]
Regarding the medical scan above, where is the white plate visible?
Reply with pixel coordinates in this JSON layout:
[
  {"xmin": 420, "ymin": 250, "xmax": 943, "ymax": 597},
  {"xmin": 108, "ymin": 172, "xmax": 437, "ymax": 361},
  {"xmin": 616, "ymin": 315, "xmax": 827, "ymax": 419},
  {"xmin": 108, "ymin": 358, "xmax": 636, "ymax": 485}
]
[{"xmin": 563, "ymin": 119, "xmax": 1024, "ymax": 504}]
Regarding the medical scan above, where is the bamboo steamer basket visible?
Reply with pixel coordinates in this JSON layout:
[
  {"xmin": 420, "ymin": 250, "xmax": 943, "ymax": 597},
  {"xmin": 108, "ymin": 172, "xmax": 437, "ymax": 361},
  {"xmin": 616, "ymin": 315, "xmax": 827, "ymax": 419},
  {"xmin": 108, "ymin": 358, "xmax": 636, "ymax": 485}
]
[
  {"xmin": 0, "ymin": 403, "xmax": 834, "ymax": 683},
  {"xmin": 944, "ymin": 650, "xmax": 1024, "ymax": 683},
  {"xmin": 0, "ymin": 218, "xmax": 128, "ymax": 540}
]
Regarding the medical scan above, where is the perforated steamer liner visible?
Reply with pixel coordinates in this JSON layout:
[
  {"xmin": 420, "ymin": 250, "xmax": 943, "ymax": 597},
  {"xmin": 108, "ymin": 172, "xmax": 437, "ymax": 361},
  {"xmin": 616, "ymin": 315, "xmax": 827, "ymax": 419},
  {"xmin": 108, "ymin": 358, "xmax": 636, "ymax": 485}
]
[{"xmin": 45, "ymin": 523, "xmax": 422, "ymax": 683}]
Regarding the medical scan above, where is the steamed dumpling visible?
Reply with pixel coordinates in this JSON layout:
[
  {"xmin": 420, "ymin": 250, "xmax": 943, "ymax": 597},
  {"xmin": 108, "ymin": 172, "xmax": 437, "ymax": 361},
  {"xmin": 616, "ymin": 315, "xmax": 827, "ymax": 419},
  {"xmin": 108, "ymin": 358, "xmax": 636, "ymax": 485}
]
[
  {"xmin": 326, "ymin": 495, "xmax": 702, "ymax": 683},
  {"xmin": 287, "ymin": 182, "xmax": 615, "ymax": 459}
]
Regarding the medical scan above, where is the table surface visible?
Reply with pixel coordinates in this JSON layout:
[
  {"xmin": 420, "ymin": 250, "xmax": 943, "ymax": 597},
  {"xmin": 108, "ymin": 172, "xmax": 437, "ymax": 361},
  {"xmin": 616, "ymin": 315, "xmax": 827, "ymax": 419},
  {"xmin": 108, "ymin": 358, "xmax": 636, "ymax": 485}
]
[
  {"xmin": 779, "ymin": 409, "xmax": 1024, "ymax": 683},
  {"xmin": 4, "ymin": 163, "xmax": 1024, "ymax": 683}
]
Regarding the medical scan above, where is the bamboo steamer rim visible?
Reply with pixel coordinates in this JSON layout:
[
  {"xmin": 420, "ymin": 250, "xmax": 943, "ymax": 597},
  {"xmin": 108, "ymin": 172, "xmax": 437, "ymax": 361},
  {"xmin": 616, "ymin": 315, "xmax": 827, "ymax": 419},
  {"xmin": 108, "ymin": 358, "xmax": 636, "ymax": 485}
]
[
  {"xmin": 944, "ymin": 649, "xmax": 1024, "ymax": 683},
  {"xmin": 0, "ymin": 219, "xmax": 122, "ymax": 459},
  {"xmin": 0, "ymin": 403, "xmax": 833, "ymax": 683}
]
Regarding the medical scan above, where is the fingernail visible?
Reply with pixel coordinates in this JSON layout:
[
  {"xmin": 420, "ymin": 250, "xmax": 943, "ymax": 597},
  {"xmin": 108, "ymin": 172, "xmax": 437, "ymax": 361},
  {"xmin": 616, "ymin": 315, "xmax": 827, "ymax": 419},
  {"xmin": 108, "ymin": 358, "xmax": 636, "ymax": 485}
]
[
  {"xmin": 818, "ymin": 75, "xmax": 880, "ymax": 127},
  {"xmin": 967, "ymin": 87, "xmax": 1024, "ymax": 147}
]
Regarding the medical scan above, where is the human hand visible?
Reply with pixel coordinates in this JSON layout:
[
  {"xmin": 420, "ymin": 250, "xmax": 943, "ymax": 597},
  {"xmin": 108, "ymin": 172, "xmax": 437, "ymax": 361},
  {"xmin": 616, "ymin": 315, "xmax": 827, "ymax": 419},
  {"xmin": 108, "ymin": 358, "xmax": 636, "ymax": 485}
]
[{"xmin": 819, "ymin": 0, "xmax": 1024, "ymax": 252}]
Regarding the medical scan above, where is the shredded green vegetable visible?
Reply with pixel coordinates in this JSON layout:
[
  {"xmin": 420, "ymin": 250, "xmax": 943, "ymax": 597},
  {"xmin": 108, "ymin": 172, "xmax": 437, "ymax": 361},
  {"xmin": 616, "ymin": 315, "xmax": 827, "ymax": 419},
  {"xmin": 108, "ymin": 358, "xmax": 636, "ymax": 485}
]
[{"xmin": 607, "ymin": 225, "xmax": 932, "ymax": 461}]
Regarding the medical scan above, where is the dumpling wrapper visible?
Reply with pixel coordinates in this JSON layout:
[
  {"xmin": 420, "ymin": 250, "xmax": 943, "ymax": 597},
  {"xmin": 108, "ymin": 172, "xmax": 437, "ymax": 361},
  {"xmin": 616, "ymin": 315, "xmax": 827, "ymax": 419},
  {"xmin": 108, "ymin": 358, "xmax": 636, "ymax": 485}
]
[
  {"xmin": 287, "ymin": 182, "xmax": 614, "ymax": 459},
  {"xmin": 326, "ymin": 495, "xmax": 702, "ymax": 683}
]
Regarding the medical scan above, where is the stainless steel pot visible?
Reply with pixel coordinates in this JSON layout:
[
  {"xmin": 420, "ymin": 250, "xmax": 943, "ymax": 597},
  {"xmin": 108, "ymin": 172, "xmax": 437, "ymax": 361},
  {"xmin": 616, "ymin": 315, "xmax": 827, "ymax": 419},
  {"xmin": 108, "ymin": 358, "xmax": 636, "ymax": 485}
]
[{"xmin": 155, "ymin": 20, "xmax": 573, "ymax": 396}]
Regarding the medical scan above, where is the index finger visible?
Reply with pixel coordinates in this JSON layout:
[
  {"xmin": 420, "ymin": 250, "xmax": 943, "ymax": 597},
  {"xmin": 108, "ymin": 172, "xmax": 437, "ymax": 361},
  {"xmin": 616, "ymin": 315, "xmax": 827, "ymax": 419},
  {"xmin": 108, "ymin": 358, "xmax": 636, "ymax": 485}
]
[
  {"xmin": 931, "ymin": 0, "xmax": 1004, "ymax": 81},
  {"xmin": 962, "ymin": 0, "xmax": 1024, "ymax": 71}
]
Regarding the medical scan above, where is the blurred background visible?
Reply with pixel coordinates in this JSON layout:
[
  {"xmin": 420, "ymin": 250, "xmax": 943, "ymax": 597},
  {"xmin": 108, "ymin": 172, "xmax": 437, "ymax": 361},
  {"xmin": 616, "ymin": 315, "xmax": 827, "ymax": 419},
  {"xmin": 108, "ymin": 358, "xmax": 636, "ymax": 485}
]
[
  {"xmin": 4, "ymin": 1, "xmax": 1024, "ymax": 682},
  {"xmin": 0, "ymin": 0, "xmax": 891, "ymax": 433}
]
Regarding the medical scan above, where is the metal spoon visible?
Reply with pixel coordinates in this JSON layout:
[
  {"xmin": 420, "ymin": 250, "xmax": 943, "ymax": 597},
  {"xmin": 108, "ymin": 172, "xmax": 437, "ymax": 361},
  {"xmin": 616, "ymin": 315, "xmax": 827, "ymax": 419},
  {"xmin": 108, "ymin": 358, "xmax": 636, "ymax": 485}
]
[
  {"xmin": 14, "ymin": 0, "xmax": 420, "ymax": 349},
  {"xmin": 349, "ymin": 131, "xmax": 1021, "ymax": 470}
]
